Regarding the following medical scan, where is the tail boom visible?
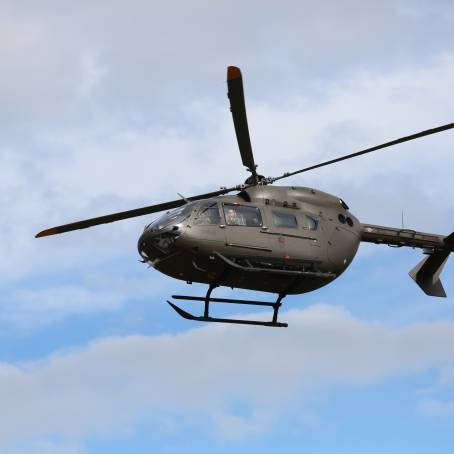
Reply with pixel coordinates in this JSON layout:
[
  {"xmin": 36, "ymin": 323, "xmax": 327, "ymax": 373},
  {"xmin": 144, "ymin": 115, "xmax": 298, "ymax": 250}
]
[
  {"xmin": 361, "ymin": 224, "xmax": 453, "ymax": 252},
  {"xmin": 361, "ymin": 224, "xmax": 454, "ymax": 297}
]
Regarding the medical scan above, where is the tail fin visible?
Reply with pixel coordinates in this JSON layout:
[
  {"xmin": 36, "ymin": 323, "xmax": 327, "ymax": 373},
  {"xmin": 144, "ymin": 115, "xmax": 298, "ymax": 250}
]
[{"xmin": 409, "ymin": 232, "xmax": 454, "ymax": 297}]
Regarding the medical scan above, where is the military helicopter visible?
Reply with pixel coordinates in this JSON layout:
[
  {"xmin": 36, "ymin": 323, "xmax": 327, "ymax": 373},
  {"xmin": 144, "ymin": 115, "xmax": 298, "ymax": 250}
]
[{"xmin": 36, "ymin": 66, "xmax": 454, "ymax": 328}]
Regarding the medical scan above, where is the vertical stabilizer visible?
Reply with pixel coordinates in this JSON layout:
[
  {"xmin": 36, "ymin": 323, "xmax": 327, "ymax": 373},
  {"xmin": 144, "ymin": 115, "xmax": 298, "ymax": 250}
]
[{"xmin": 409, "ymin": 251, "xmax": 449, "ymax": 297}]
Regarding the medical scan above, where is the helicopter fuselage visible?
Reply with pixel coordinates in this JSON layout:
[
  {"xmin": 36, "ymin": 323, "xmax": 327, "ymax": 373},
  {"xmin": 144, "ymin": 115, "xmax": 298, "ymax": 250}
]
[{"xmin": 138, "ymin": 185, "xmax": 361, "ymax": 295}]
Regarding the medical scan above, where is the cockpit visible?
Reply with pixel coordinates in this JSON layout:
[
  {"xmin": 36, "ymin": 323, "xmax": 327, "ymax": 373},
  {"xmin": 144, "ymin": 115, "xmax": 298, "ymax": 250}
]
[
  {"xmin": 139, "ymin": 201, "xmax": 223, "ymax": 263},
  {"xmin": 139, "ymin": 202, "xmax": 198, "ymax": 262},
  {"xmin": 146, "ymin": 202, "xmax": 197, "ymax": 232}
]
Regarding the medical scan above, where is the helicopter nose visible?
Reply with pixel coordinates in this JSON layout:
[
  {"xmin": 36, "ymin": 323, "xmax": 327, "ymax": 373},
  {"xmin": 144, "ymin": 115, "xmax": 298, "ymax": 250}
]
[{"xmin": 138, "ymin": 227, "xmax": 178, "ymax": 262}]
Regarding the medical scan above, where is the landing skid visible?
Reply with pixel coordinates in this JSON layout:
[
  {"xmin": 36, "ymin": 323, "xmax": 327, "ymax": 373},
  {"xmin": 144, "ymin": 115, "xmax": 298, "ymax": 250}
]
[{"xmin": 167, "ymin": 293, "xmax": 288, "ymax": 327}]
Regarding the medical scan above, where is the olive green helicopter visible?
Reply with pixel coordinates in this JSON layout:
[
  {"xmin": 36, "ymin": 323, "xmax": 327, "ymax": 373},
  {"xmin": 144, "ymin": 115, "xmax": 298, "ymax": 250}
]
[{"xmin": 36, "ymin": 66, "xmax": 454, "ymax": 328}]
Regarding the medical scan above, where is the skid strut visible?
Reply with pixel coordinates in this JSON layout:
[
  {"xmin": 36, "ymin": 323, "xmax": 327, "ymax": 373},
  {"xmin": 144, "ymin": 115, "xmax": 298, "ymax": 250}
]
[{"xmin": 167, "ymin": 290, "xmax": 288, "ymax": 328}]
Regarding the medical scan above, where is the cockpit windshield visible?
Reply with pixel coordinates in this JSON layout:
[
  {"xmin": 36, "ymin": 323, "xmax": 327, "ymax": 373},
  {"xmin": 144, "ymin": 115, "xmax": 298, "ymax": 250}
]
[
  {"xmin": 193, "ymin": 201, "xmax": 221, "ymax": 225},
  {"xmin": 147, "ymin": 202, "xmax": 196, "ymax": 231}
]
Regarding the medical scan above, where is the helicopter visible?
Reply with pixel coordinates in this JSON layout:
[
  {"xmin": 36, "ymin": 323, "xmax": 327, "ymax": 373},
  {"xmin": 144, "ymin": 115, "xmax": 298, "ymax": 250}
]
[{"xmin": 36, "ymin": 66, "xmax": 454, "ymax": 328}]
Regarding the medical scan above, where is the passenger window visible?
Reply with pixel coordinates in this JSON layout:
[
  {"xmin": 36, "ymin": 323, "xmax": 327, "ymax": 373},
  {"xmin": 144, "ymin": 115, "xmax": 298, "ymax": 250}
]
[
  {"xmin": 272, "ymin": 211, "xmax": 297, "ymax": 228},
  {"xmin": 302, "ymin": 215, "xmax": 318, "ymax": 231},
  {"xmin": 193, "ymin": 202, "xmax": 221, "ymax": 225},
  {"xmin": 223, "ymin": 204, "xmax": 262, "ymax": 227}
]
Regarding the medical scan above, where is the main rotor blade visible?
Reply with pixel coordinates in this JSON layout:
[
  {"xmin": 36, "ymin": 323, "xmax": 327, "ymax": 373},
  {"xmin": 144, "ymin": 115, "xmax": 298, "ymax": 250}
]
[
  {"xmin": 270, "ymin": 122, "xmax": 454, "ymax": 183},
  {"xmin": 35, "ymin": 186, "xmax": 242, "ymax": 238},
  {"xmin": 227, "ymin": 66, "xmax": 258, "ymax": 181}
]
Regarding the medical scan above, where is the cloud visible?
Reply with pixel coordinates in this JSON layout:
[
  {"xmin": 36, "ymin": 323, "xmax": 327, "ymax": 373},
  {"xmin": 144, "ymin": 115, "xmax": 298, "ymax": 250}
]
[
  {"xmin": 2, "ymin": 52, "xmax": 454, "ymax": 329},
  {"xmin": 212, "ymin": 410, "xmax": 273, "ymax": 441},
  {"xmin": 1, "ymin": 305, "xmax": 454, "ymax": 448},
  {"xmin": 76, "ymin": 51, "xmax": 108, "ymax": 99},
  {"xmin": 0, "ymin": 269, "xmax": 171, "ymax": 333},
  {"xmin": 2, "ymin": 2, "xmax": 454, "ymax": 451},
  {"xmin": 2, "ymin": 285, "xmax": 122, "ymax": 330},
  {"xmin": 2, "ymin": 0, "xmax": 454, "ymax": 132},
  {"xmin": 9, "ymin": 439, "xmax": 82, "ymax": 454}
]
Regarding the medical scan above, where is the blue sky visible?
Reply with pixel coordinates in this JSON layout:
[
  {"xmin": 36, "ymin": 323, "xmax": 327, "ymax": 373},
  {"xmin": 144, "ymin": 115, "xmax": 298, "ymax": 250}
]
[{"xmin": 2, "ymin": 1, "xmax": 454, "ymax": 452}]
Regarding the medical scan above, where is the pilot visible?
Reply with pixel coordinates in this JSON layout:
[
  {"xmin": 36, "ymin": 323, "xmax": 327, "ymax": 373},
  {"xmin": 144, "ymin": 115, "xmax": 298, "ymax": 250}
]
[{"xmin": 226, "ymin": 207, "xmax": 245, "ymax": 225}]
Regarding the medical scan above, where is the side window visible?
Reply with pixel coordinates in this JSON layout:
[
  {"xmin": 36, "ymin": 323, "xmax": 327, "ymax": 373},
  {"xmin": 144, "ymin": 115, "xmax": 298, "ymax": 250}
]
[
  {"xmin": 223, "ymin": 204, "xmax": 262, "ymax": 227},
  {"xmin": 193, "ymin": 202, "xmax": 221, "ymax": 225},
  {"xmin": 302, "ymin": 215, "xmax": 318, "ymax": 231},
  {"xmin": 272, "ymin": 211, "xmax": 298, "ymax": 228}
]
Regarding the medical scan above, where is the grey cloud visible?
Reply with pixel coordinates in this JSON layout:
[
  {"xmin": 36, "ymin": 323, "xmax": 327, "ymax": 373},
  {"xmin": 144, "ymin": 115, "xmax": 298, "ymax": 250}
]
[{"xmin": 2, "ymin": 0, "xmax": 454, "ymax": 131}]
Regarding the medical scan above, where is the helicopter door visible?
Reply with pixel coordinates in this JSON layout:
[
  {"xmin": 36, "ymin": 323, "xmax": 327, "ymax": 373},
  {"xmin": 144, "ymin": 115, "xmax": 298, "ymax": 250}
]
[
  {"xmin": 190, "ymin": 201, "xmax": 225, "ymax": 251},
  {"xmin": 267, "ymin": 210, "xmax": 322, "ymax": 261},
  {"xmin": 222, "ymin": 203, "xmax": 271, "ymax": 253}
]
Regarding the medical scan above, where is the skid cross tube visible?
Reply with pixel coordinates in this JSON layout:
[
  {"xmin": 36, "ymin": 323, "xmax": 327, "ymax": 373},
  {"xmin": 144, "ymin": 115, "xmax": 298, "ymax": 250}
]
[{"xmin": 172, "ymin": 294, "xmax": 277, "ymax": 307}]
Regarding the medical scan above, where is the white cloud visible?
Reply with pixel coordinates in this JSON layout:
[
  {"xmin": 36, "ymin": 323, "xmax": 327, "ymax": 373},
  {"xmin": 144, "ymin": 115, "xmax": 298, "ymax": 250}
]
[
  {"xmin": 76, "ymin": 52, "xmax": 107, "ymax": 99},
  {"xmin": 0, "ymin": 270, "xmax": 172, "ymax": 332},
  {"xmin": 212, "ymin": 410, "xmax": 273, "ymax": 441},
  {"xmin": 1, "ymin": 305, "xmax": 454, "ymax": 448},
  {"xmin": 2, "ymin": 285, "xmax": 121, "ymax": 330}
]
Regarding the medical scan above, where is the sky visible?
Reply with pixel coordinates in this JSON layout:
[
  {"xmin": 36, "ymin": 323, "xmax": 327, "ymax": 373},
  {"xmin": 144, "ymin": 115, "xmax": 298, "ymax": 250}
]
[{"xmin": 2, "ymin": 0, "xmax": 454, "ymax": 452}]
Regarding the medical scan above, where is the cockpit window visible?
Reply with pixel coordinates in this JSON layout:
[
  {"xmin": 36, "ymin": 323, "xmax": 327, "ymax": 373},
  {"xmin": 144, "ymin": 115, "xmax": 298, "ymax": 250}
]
[
  {"xmin": 193, "ymin": 202, "xmax": 221, "ymax": 225},
  {"xmin": 148, "ymin": 203, "xmax": 196, "ymax": 231},
  {"xmin": 302, "ymin": 215, "xmax": 318, "ymax": 231},
  {"xmin": 223, "ymin": 204, "xmax": 262, "ymax": 227},
  {"xmin": 272, "ymin": 211, "xmax": 298, "ymax": 228}
]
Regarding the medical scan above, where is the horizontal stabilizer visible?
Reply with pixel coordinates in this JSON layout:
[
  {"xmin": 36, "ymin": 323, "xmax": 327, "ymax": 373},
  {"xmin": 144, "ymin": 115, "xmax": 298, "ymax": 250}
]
[{"xmin": 409, "ymin": 251, "xmax": 450, "ymax": 297}]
